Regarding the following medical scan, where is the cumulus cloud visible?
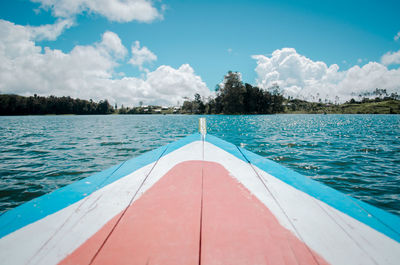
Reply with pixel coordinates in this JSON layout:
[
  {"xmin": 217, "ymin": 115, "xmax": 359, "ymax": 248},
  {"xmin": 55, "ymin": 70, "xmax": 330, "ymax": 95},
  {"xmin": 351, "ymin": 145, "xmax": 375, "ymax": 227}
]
[
  {"xmin": 381, "ymin": 50, "xmax": 400, "ymax": 66},
  {"xmin": 252, "ymin": 48, "xmax": 400, "ymax": 102},
  {"xmin": 113, "ymin": 64, "xmax": 210, "ymax": 106},
  {"xmin": 395, "ymin": 32, "xmax": 400, "ymax": 41},
  {"xmin": 0, "ymin": 19, "xmax": 209, "ymax": 106},
  {"xmin": 31, "ymin": 0, "xmax": 163, "ymax": 22},
  {"xmin": 128, "ymin": 41, "xmax": 157, "ymax": 71},
  {"xmin": 27, "ymin": 18, "xmax": 74, "ymax": 41},
  {"xmin": 100, "ymin": 31, "xmax": 128, "ymax": 59},
  {"xmin": 0, "ymin": 18, "xmax": 73, "ymax": 51}
]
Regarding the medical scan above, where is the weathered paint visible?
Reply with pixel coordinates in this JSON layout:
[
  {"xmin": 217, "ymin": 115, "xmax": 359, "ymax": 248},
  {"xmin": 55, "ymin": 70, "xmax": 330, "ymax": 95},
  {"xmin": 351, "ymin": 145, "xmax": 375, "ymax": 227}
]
[
  {"xmin": 0, "ymin": 133, "xmax": 399, "ymax": 265},
  {"xmin": 201, "ymin": 161, "xmax": 328, "ymax": 265},
  {"xmin": 205, "ymin": 134, "xmax": 400, "ymax": 242},
  {"xmin": 62, "ymin": 161, "xmax": 329, "ymax": 265},
  {"xmin": 0, "ymin": 140, "xmax": 203, "ymax": 265},
  {"xmin": 61, "ymin": 161, "xmax": 203, "ymax": 265},
  {"xmin": 0, "ymin": 134, "xmax": 201, "ymax": 239},
  {"xmin": 203, "ymin": 140, "xmax": 400, "ymax": 265}
]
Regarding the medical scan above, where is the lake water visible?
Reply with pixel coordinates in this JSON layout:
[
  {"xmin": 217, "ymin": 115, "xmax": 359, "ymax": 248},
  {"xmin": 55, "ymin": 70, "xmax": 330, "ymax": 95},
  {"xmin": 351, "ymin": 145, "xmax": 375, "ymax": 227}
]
[{"xmin": 0, "ymin": 114, "xmax": 399, "ymax": 216}]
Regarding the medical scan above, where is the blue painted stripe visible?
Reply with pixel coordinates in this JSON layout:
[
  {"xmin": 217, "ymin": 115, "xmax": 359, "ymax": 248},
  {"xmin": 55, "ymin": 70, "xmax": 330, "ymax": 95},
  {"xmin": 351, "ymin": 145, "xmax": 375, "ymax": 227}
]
[
  {"xmin": 0, "ymin": 133, "xmax": 201, "ymax": 239},
  {"xmin": 3, "ymin": 132, "xmax": 399, "ymax": 243},
  {"xmin": 205, "ymin": 134, "xmax": 400, "ymax": 243}
]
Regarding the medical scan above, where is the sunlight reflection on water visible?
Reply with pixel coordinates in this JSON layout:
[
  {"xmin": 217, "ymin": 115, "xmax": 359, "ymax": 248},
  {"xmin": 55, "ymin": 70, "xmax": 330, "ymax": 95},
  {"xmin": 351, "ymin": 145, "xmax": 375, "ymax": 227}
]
[{"xmin": 0, "ymin": 114, "xmax": 399, "ymax": 215}]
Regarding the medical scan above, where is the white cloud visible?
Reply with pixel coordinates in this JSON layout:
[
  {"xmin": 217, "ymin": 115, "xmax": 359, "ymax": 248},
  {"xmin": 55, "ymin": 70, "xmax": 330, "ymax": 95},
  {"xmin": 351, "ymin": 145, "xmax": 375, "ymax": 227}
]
[
  {"xmin": 394, "ymin": 32, "xmax": 400, "ymax": 41},
  {"xmin": 128, "ymin": 41, "xmax": 157, "ymax": 71},
  {"xmin": 114, "ymin": 64, "xmax": 210, "ymax": 106},
  {"xmin": 27, "ymin": 18, "xmax": 74, "ymax": 41},
  {"xmin": 0, "ymin": 19, "xmax": 210, "ymax": 106},
  {"xmin": 252, "ymin": 48, "xmax": 400, "ymax": 102},
  {"xmin": 0, "ymin": 20, "xmax": 40, "ymax": 59},
  {"xmin": 0, "ymin": 18, "xmax": 73, "ymax": 50},
  {"xmin": 100, "ymin": 31, "xmax": 128, "ymax": 59},
  {"xmin": 381, "ymin": 50, "xmax": 400, "ymax": 66},
  {"xmin": 31, "ymin": 0, "xmax": 162, "ymax": 22}
]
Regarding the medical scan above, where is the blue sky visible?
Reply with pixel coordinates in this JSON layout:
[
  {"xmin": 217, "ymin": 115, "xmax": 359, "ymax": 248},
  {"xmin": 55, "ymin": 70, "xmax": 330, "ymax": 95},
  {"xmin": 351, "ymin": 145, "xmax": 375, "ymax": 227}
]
[{"xmin": 1, "ymin": 0, "xmax": 400, "ymax": 105}]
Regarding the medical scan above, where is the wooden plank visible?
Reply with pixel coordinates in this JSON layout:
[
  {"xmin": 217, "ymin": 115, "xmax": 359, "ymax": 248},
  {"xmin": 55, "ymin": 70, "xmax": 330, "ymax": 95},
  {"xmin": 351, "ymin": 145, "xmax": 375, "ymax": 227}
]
[
  {"xmin": 203, "ymin": 139, "xmax": 400, "ymax": 265},
  {"xmin": 61, "ymin": 161, "xmax": 204, "ymax": 265},
  {"xmin": 0, "ymin": 140, "xmax": 203, "ymax": 264},
  {"xmin": 201, "ymin": 161, "xmax": 328, "ymax": 265}
]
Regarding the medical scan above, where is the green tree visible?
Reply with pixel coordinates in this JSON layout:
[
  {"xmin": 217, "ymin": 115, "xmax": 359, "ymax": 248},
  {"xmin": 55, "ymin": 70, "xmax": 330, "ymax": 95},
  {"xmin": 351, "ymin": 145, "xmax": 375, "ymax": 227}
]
[
  {"xmin": 182, "ymin": 100, "xmax": 193, "ymax": 113},
  {"xmin": 218, "ymin": 71, "xmax": 246, "ymax": 114},
  {"xmin": 194, "ymin": 93, "xmax": 205, "ymax": 114}
]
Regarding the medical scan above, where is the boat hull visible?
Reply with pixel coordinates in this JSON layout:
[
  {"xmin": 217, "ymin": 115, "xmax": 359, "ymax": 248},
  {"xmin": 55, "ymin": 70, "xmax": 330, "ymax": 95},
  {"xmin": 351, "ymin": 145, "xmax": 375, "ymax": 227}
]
[{"xmin": 0, "ymin": 133, "xmax": 399, "ymax": 264}]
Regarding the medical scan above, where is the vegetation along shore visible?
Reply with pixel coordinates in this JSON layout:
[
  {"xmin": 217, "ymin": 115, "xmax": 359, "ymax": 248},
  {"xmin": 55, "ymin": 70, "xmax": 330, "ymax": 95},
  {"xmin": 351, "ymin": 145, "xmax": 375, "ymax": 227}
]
[{"xmin": 1, "ymin": 72, "xmax": 399, "ymax": 115}]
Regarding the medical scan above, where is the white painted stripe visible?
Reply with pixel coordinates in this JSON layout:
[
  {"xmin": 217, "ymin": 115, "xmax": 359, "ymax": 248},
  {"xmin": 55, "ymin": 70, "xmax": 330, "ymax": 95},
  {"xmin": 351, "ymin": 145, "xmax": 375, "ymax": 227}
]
[
  {"xmin": 203, "ymin": 141, "xmax": 400, "ymax": 265},
  {"xmin": 0, "ymin": 141, "xmax": 203, "ymax": 265},
  {"xmin": 0, "ymin": 162, "xmax": 154, "ymax": 265},
  {"xmin": 1, "ymin": 140, "xmax": 399, "ymax": 265}
]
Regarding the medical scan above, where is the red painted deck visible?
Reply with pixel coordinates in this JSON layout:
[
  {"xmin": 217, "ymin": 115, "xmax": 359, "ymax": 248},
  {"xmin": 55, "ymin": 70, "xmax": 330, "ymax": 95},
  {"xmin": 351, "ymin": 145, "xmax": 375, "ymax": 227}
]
[{"xmin": 61, "ymin": 161, "xmax": 328, "ymax": 265}]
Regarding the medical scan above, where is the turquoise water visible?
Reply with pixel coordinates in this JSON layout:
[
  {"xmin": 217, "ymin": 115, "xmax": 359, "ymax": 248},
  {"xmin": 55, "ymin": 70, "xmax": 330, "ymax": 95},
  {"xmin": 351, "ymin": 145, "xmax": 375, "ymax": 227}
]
[{"xmin": 0, "ymin": 115, "xmax": 399, "ymax": 215}]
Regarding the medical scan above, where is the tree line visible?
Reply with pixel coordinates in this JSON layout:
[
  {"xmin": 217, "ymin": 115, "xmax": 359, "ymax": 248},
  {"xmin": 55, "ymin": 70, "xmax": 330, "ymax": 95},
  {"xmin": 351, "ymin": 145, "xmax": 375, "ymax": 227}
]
[
  {"xmin": 1, "ymin": 71, "xmax": 398, "ymax": 116},
  {"xmin": 0, "ymin": 94, "xmax": 113, "ymax": 115},
  {"xmin": 181, "ymin": 71, "xmax": 284, "ymax": 114}
]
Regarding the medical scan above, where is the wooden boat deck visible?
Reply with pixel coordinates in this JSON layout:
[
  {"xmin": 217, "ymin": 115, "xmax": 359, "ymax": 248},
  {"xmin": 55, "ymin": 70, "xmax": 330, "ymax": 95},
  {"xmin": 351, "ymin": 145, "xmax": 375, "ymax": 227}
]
[{"xmin": 0, "ymin": 129, "xmax": 399, "ymax": 264}]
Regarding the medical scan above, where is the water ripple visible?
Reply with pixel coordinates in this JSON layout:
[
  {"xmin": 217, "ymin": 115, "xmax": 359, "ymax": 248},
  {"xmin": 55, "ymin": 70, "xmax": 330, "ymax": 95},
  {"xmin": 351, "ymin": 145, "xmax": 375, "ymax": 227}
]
[{"xmin": 0, "ymin": 114, "xmax": 399, "ymax": 216}]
